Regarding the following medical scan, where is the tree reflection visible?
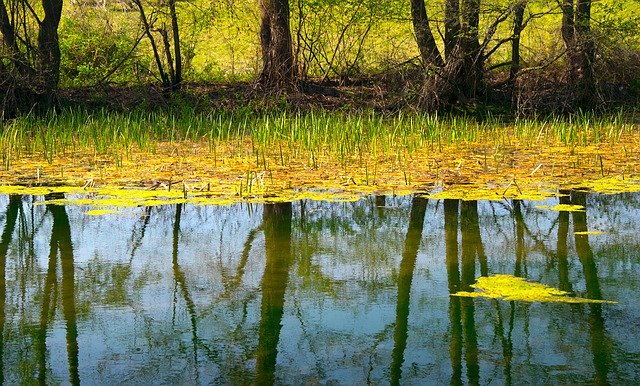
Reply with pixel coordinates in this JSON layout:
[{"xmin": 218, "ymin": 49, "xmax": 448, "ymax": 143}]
[
  {"xmin": 513, "ymin": 200, "xmax": 526, "ymax": 277},
  {"xmin": 556, "ymin": 192, "xmax": 572, "ymax": 292},
  {"xmin": 444, "ymin": 199, "xmax": 487, "ymax": 385},
  {"xmin": 390, "ymin": 196, "xmax": 427, "ymax": 385},
  {"xmin": 171, "ymin": 203, "xmax": 201, "ymax": 380},
  {"xmin": 255, "ymin": 202, "xmax": 293, "ymax": 384},
  {"xmin": 37, "ymin": 195, "xmax": 79, "ymax": 385},
  {"xmin": 0, "ymin": 196, "xmax": 21, "ymax": 384},
  {"xmin": 444, "ymin": 199, "xmax": 462, "ymax": 385},
  {"xmin": 571, "ymin": 191, "xmax": 611, "ymax": 384}
]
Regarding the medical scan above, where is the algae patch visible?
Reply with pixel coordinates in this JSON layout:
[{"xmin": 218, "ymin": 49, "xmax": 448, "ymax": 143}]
[
  {"xmin": 85, "ymin": 209, "xmax": 121, "ymax": 216},
  {"xmin": 452, "ymin": 274, "xmax": 616, "ymax": 304},
  {"xmin": 535, "ymin": 204, "xmax": 585, "ymax": 212}
]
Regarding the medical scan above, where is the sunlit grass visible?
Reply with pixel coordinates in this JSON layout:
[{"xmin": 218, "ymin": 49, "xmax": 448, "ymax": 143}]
[{"xmin": 0, "ymin": 109, "xmax": 639, "ymax": 203}]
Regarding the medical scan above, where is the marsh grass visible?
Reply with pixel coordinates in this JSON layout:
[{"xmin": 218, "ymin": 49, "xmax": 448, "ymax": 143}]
[
  {"xmin": 0, "ymin": 108, "xmax": 638, "ymax": 193},
  {"xmin": 0, "ymin": 109, "xmax": 636, "ymax": 162}
]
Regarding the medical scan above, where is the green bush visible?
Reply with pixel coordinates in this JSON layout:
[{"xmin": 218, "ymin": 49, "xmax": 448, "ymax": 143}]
[{"xmin": 59, "ymin": 15, "xmax": 149, "ymax": 87}]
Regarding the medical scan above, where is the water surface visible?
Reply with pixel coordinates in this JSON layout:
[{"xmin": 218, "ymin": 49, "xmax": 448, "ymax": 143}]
[{"xmin": 0, "ymin": 191, "xmax": 639, "ymax": 384}]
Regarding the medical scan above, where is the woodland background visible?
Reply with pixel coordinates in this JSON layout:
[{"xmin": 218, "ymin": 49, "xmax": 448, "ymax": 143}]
[{"xmin": 1, "ymin": 0, "xmax": 639, "ymax": 117}]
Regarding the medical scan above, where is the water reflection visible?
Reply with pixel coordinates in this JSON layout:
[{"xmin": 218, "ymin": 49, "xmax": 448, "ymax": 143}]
[
  {"xmin": 256, "ymin": 203, "xmax": 293, "ymax": 384},
  {"xmin": 0, "ymin": 191, "xmax": 637, "ymax": 384},
  {"xmin": 0, "ymin": 195, "xmax": 20, "ymax": 385},
  {"xmin": 390, "ymin": 197, "xmax": 427, "ymax": 385},
  {"xmin": 37, "ymin": 194, "xmax": 80, "ymax": 385}
]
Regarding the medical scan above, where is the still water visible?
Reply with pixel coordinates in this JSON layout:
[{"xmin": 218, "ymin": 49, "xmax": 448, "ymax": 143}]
[{"xmin": 0, "ymin": 191, "xmax": 639, "ymax": 385}]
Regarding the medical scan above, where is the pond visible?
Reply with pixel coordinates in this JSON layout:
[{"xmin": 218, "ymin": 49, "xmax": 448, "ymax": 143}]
[{"xmin": 0, "ymin": 191, "xmax": 639, "ymax": 384}]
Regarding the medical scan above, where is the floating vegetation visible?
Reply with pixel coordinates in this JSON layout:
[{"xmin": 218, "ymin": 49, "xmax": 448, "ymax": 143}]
[
  {"xmin": 535, "ymin": 204, "xmax": 585, "ymax": 212},
  {"xmin": 0, "ymin": 111, "xmax": 639, "ymax": 204},
  {"xmin": 84, "ymin": 209, "xmax": 121, "ymax": 216},
  {"xmin": 577, "ymin": 176, "xmax": 640, "ymax": 194},
  {"xmin": 452, "ymin": 274, "xmax": 616, "ymax": 304},
  {"xmin": 575, "ymin": 231, "xmax": 606, "ymax": 235},
  {"xmin": 424, "ymin": 185, "xmax": 559, "ymax": 201}
]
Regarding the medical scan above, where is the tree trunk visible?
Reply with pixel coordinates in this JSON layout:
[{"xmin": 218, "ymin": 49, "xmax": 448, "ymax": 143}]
[
  {"xmin": 0, "ymin": 0, "xmax": 63, "ymax": 116},
  {"xmin": 169, "ymin": 0, "xmax": 182, "ymax": 91},
  {"xmin": 410, "ymin": 0, "xmax": 444, "ymax": 68},
  {"xmin": 37, "ymin": 0, "xmax": 63, "ymax": 109},
  {"xmin": 259, "ymin": 0, "xmax": 295, "ymax": 90},
  {"xmin": 458, "ymin": 0, "xmax": 483, "ymax": 100},
  {"xmin": 561, "ymin": 0, "xmax": 595, "ymax": 106},
  {"xmin": 510, "ymin": 1, "xmax": 526, "ymax": 84}
]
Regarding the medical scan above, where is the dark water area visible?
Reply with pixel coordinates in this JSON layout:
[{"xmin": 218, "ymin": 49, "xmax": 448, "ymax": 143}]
[{"xmin": 0, "ymin": 191, "xmax": 639, "ymax": 385}]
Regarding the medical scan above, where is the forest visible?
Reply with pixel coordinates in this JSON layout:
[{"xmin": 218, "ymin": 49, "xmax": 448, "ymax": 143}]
[{"xmin": 0, "ymin": 0, "xmax": 639, "ymax": 117}]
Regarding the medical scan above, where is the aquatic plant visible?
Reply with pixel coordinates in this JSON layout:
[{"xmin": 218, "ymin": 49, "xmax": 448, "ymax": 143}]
[{"xmin": 452, "ymin": 274, "xmax": 616, "ymax": 304}]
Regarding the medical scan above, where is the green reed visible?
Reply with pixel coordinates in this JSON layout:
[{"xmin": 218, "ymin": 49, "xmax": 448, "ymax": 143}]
[{"xmin": 0, "ymin": 108, "xmax": 636, "ymax": 170}]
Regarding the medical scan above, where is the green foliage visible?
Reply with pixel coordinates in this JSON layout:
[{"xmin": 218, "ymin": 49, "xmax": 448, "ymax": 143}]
[{"xmin": 59, "ymin": 12, "xmax": 149, "ymax": 86}]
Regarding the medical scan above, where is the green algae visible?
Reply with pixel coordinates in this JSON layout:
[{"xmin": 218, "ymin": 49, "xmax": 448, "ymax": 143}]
[{"xmin": 452, "ymin": 274, "xmax": 616, "ymax": 304}]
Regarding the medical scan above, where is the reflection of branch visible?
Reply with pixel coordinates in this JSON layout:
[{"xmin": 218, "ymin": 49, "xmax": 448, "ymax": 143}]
[
  {"xmin": 129, "ymin": 206, "xmax": 153, "ymax": 263},
  {"xmin": 222, "ymin": 225, "xmax": 262, "ymax": 296},
  {"xmin": 493, "ymin": 300, "xmax": 514, "ymax": 385},
  {"xmin": 171, "ymin": 203, "xmax": 200, "ymax": 381}
]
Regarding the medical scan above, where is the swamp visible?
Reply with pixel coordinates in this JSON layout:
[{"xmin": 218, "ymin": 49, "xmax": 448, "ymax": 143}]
[
  {"xmin": 0, "ymin": 191, "xmax": 638, "ymax": 384},
  {"xmin": 1, "ymin": 0, "xmax": 640, "ymax": 383}
]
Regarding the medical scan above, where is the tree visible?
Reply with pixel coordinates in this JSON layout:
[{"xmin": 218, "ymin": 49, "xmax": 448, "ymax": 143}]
[
  {"xmin": 560, "ymin": 0, "xmax": 595, "ymax": 105},
  {"xmin": 130, "ymin": 0, "xmax": 183, "ymax": 93},
  {"xmin": 411, "ymin": 0, "xmax": 539, "ymax": 109},
  {"xmin": 410, "ymin": 0, "xmax": 486, "ymax": 107},
  {"xmin": 0, "ymin": 0, "xmax": 63, "ymax": 116},
  {"xmin": 259, "ymin": 0, "xmax": 296, "ymax": 89}
]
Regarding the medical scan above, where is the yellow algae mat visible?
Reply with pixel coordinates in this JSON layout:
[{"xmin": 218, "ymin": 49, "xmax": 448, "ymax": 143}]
[
  {"xmin": 1, "ymin": 132, "xmax": 639, "ymax": 207},
  {"xmin": 452, "ymin": 275, "xmax": 616, "ymax": 304}
]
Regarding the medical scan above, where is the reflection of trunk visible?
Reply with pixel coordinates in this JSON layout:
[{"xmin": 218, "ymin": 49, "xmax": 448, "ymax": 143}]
[
  {"xmin": 0, "ymin": 196, "xmax": 21, "ymax": 384},
  {"xmin": 444, "ymin": 200, "xmax": 462, "ymax": 385},
  {"xmin": 556, "ymin": 193, "xmax": 572, "ymax": 292},
  {"xmin": 255, "ymin": 203, "xmax": 293, "ymax": 384},
  {"xmin": 171, "ymin": 203, "xmax": 200, "ymax": 376},
  {"xmin": 570, "ymin": 191, "xmax": 610, "ymax": 384},
  {"xmin": 375, "ymin": 195, "xmax": 386, "ymax": 218},
  {"xmin": 461, "ymin": 201, "xmax": 488, "ymax": 278},
  {"xmin": 40, "ymin": 196, "xmax": 80, "ymax": 385},
  {"xmin": 513, "ymin": 200, "xmax": 526, "ymax": 277},
  {"xmin": 390, "ymin": 197, "xmax": 428, "ymax": 385},
  {"xmin": 459, "ymin": 200, "xmax": 480, "ymax": 385}
]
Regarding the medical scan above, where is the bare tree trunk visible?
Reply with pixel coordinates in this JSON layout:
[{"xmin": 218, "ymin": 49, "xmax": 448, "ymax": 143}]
[
  {"xmin": 509, "ymin": 1, "xmax": 526, "ymax": 84},
  {"xmin": 410, "ymin": 0, "xmax": 444, "ymax": 68},
  {"xmin": 259, "ymin": 0, "xmax": 295, "ymax": 90},
  {"xmin": 561, "ymin": 0, "xmax": 595, "ymax": 106},
  {"xmin": 37, "ymin": 0, "xmax": 63, "ymax": 109},
  {"xmin": 459, "ymin": 0, "xmax": 483, "ymax": 100},
  {"xmin": 0, "ymin": 0, "xmax": 63, "ymax": 115},
  {"xmin": 444, "ymin": 0, "xmax": 461, "ymax": 59},
  {"xmin": 169, "ymin": 0, "xmax": 182, "ymax": 90}
]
